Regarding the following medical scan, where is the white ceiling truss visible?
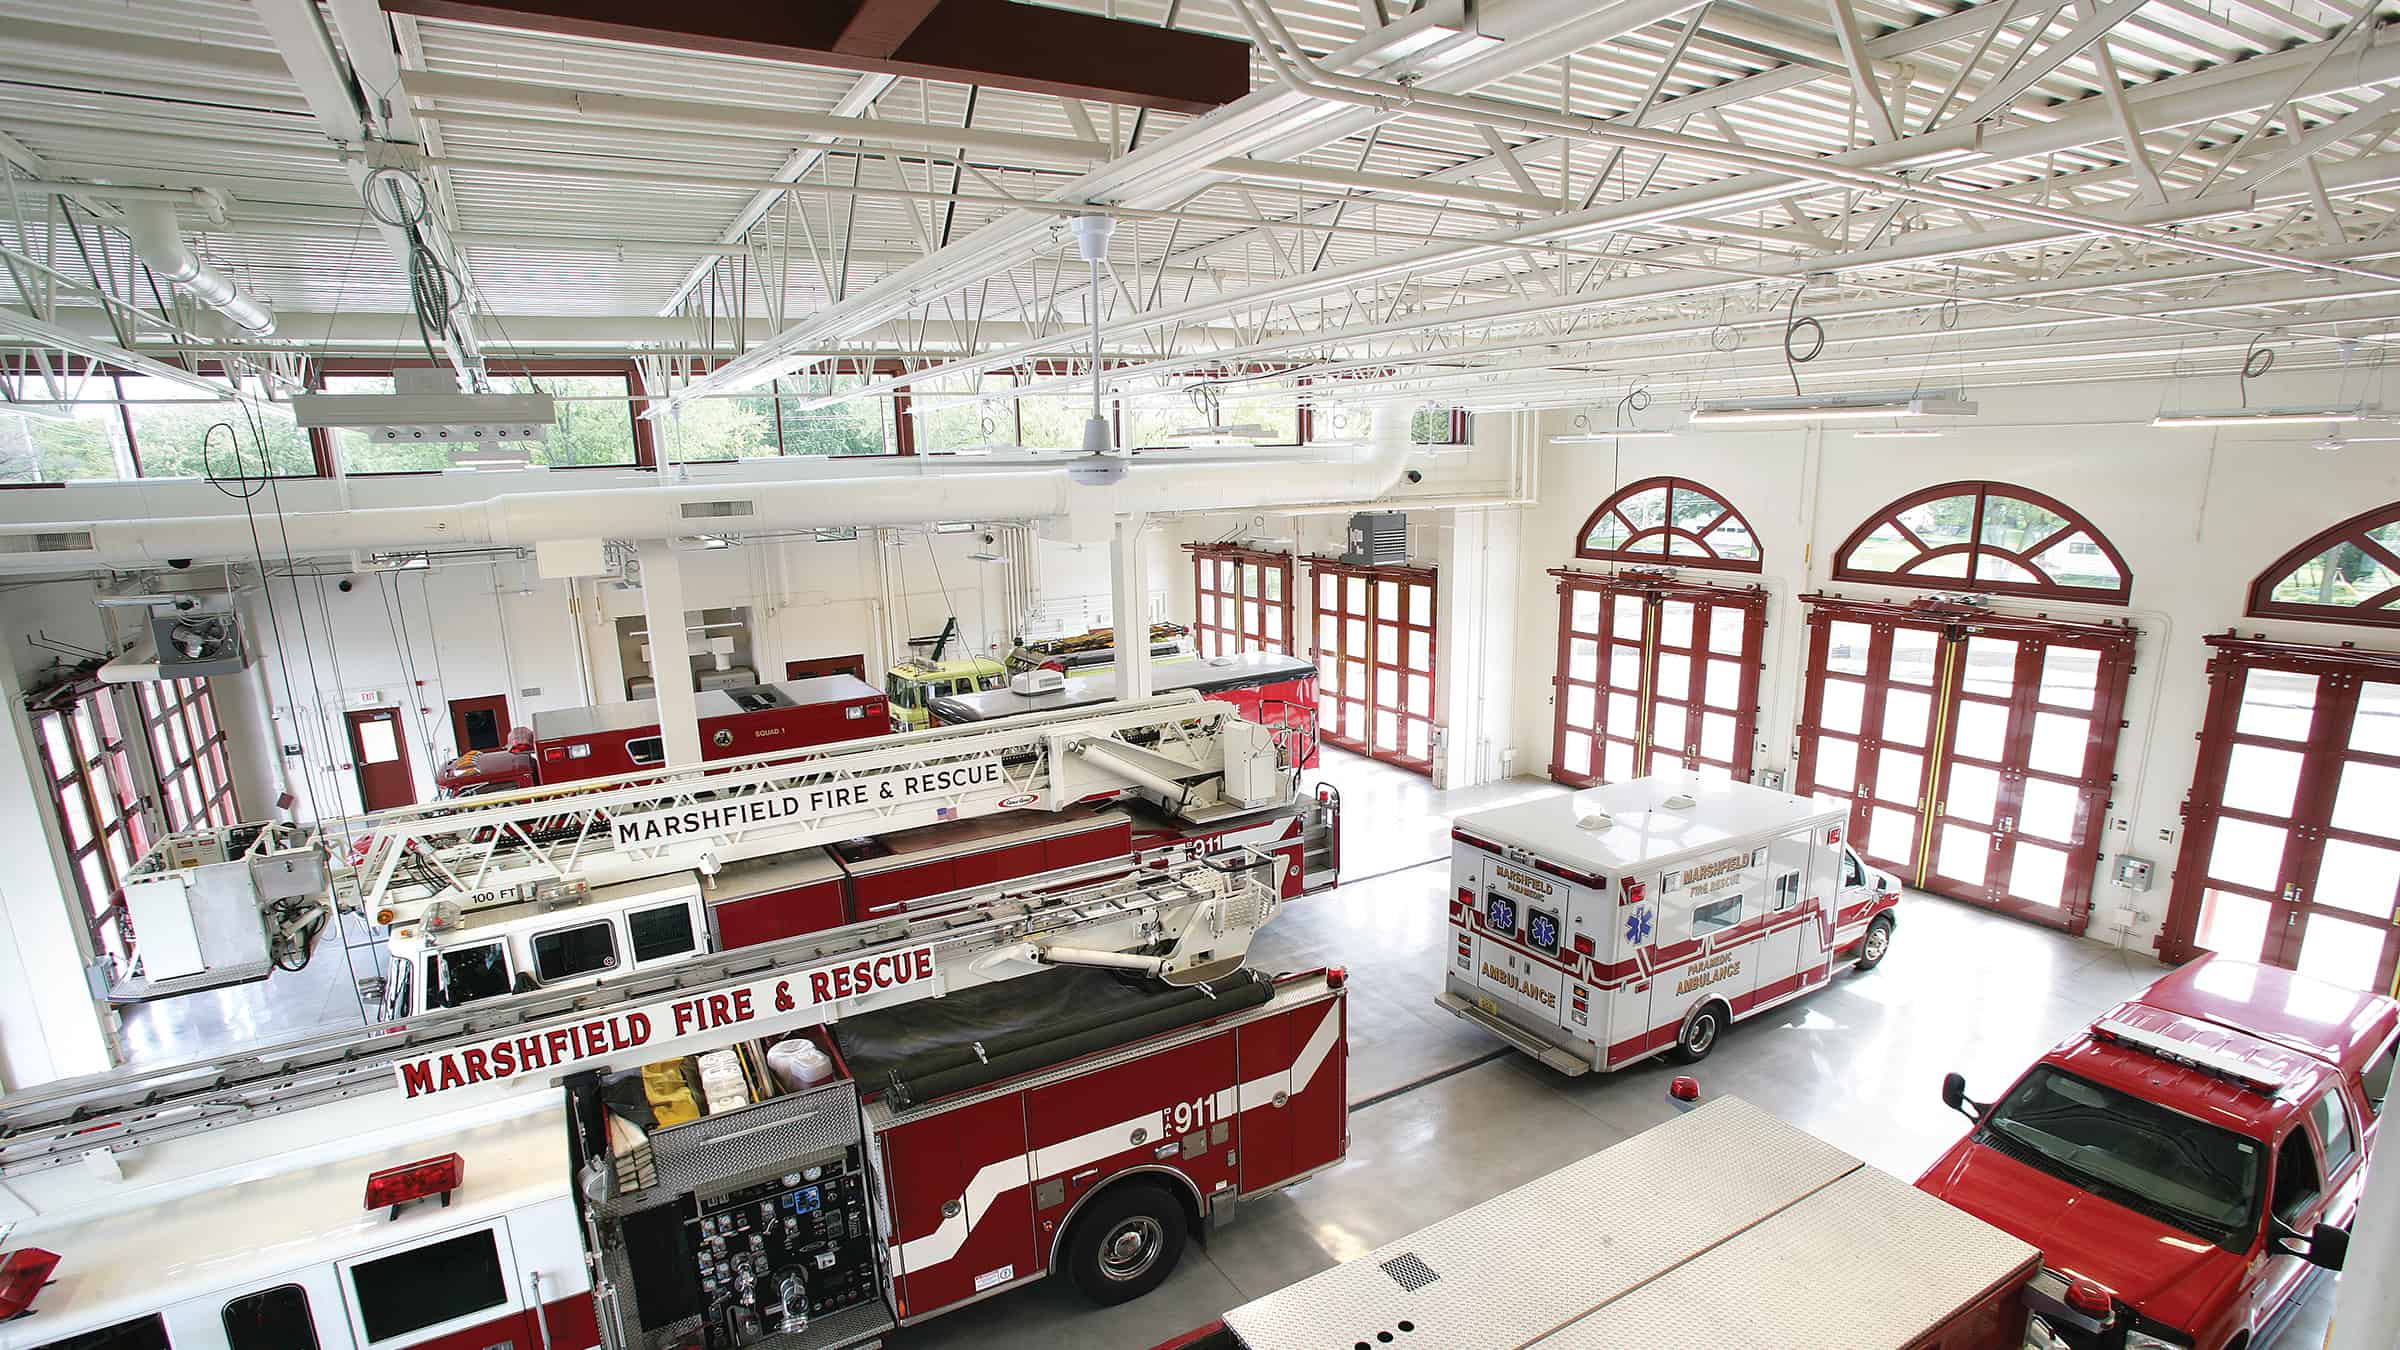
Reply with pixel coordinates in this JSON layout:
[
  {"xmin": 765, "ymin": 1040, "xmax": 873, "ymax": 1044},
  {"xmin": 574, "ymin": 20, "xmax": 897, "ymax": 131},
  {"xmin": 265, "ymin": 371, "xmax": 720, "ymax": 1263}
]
[{"xmin": 2, "ymin": 0, "xmax": 2400, "ymax": 418}]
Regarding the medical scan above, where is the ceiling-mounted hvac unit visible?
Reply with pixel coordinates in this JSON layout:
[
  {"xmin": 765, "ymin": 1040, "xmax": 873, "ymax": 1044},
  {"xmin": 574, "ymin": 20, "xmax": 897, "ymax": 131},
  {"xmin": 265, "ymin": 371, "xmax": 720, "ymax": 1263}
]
[
  {"xmin": 1343, "ymin": 511, "xmax": 1407, "ymax": 567},
  {"xmin": 97, "ymin": 593, "xmax": 247, "ymax": 682}
]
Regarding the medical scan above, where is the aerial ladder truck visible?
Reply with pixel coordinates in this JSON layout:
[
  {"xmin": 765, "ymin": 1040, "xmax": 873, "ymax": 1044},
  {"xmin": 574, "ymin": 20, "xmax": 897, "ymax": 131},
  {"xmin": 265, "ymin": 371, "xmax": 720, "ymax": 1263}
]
[{"xmin": 0, "ymin": 694, "xmax": 1349, "ymax": 1350}]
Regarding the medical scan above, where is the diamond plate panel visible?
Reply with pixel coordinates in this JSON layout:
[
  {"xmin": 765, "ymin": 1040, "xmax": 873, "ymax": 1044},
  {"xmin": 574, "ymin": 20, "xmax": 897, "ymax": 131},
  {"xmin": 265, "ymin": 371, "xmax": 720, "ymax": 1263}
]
[
  {"xmin": 594, "ymin": 1077, "xmax": 862, "ymax": 1219},
  {"xmin": 1219, "ymin": 1098, "xmax": 1865, "ymax": 1350},
  {"xmin": 1545, "ymin": 1166, "xmax": 2038, "ymax": 1347}
]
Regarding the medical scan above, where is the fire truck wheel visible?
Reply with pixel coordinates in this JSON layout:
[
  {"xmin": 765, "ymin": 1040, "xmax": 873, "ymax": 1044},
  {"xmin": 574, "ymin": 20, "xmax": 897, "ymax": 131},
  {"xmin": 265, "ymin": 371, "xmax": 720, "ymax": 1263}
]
[
  {"xmin": 1670, "ymin": 1001, "xmax": 1727, "ymax": 1064},
  {"xmin": 1854, "ymin": 915, "xmax": 1895, "ymax": 971},
  {"xmin": 1064, "ymin": 1180, "xmax": 1188, "ymax": 1305}
]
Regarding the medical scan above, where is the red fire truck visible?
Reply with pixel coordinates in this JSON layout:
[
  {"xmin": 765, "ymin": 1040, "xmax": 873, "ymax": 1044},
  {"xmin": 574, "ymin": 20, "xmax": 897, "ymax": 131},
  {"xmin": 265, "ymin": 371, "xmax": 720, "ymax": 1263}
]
[
  {"xmin": 435, "ymin": 675, "xmax": 888, "ymax": 795},
  {"xmin": 931, "ymin": 652, "xmax": 1321, "ymax": 768},
  {"xmin": 0, "ymin": 865, "xmax": 1349, "ymax": 1350}
]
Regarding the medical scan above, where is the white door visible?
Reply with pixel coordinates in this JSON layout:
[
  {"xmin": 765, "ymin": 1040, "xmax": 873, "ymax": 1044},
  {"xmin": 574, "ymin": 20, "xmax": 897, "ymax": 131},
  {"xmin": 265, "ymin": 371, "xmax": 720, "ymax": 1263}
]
[
  {"xmin": 1649, "ymin": 850, "xmax": 1760, "ymax": 1032},
  {"xmin": 1747, "ymin": 831, "xmax": 1814, "ymax": 1010}
]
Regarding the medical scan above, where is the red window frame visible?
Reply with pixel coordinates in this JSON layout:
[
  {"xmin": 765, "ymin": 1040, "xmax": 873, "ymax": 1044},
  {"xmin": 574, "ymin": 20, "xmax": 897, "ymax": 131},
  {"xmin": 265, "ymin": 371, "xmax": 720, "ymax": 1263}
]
[
  {"xmin": 1188, "ymin": 544, "xmax": 1294, "ymax": 657},
  {"xmin": 1573, "ymin": 476, "xmax": 1764, "ymax": 574},
  {"xmin": 1310, "ymin": 557, "xmax": 1438, "ymax": 773},
  {"xmin": 1548, "ymin": 570, "xmax": 1766, "ymax": 786},
  {"xmin": 1831, "ymin": 480, "xmax": 2133, "ymax": 605},
  {"xmin": 2246, "ymin": 501, "xmax": 2400, "ymax": 629},
  {"xmin": 29, "ymin": 684, "xmax": 155, "ymax": 968},
  {"xmin": 138, "ymin": 677, "xmax": 236, "ymax": 832}
]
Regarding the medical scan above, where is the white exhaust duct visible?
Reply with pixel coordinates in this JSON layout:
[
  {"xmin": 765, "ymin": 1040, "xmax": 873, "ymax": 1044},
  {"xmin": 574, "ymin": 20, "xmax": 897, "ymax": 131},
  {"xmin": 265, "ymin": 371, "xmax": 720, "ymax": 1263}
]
[
  {"xmin": 0, "ymin": 437, "xmax": 1417, "ymax": 572},
  {"xmin": 123, "ymin": 203, "xmax": 276, "ymax": 337}
]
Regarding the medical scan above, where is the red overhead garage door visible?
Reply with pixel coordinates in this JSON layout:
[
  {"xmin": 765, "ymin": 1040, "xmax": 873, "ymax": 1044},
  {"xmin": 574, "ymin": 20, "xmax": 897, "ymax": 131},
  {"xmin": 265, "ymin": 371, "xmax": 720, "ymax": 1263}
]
[
  {"xmin": 2162, "ymin": 637, "xmax": 2400, "ymax": 995},
  {"xmin": 1548, "ymin": 570, "xmax": 1765, "ymax": 787},
  {"xmin": 1794, "ymin": 596, "xmax": 2134, "ymax": 934},
  {"xmin": 1311, "ymin": 558, "xmax": 1436, "ymax": 773}
]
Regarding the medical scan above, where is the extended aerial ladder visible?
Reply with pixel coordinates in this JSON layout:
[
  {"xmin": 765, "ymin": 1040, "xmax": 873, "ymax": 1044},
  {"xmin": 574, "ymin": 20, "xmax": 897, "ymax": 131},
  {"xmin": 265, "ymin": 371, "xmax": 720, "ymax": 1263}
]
[
  {"xmin": 343, "ymin": 690, "xmax": 1298, "ymax": 926},
  {"xmin": 0, "ymin": 848, "xmax": 1278, "ymax": 1183}
]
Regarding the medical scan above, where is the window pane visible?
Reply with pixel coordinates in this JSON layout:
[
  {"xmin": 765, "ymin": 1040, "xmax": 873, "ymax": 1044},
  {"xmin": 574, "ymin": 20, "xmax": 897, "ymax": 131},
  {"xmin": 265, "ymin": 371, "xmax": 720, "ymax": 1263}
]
[
  {"xmin": 0, "ymin": 370, "xmax": 132, "ymax": 483},
  {"xmin": 121, "ymin": 376, "xmax": 312, "ymax": 478},
  {"xmin": 350, "ymin": 1230, "xmax": 508, "ymax": 1342},
  {"xmin": 225, "ymin": 1285, "xmax": 319, "ymax": 1350},
  {"xmin": 1978, "ymin": 495, "xmax": 2067, "ymax": 550},
  {"xmin": 778, "ymin": 373, "xmax": 889, "ymax": 455},
  {"xmin": 664, "ymin": 393, "xmax": 779, "ymax": 460},
  {"xmin": 2270, "ymin": 540, "xmax": 2400, "ymax": 607},
  {"xmin": 1899, "ymin": 494, "xmax": 1978, "ymax": 550},
  {"xmin": 914, "ymin": 375, "xmax": 1012, "ymax": 451},
  {"xmin": 2029, "ymin": 532, "xmax": 2121, "ymax": 590},
  {"xmin": 629, "ymin": 904, "xmax": 698, "ymax": 962},
  {"xmin": 533, "ymin": 920, "xmax": 619, "ymax": 982}
]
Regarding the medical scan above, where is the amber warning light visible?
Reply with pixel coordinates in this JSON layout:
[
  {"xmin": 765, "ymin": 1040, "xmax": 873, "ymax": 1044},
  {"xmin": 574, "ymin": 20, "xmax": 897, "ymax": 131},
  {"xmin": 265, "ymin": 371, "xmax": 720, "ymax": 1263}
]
[{"xmin": 366, "ymin": 1153, "xmax": 464, "ymax": 1220}]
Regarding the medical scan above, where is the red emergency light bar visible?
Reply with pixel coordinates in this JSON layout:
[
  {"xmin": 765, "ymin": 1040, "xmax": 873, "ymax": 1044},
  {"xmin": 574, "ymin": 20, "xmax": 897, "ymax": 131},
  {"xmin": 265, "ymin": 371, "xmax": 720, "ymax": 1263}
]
[
  {"xmin": 0, "ymin": 1248, "xmax": 61, "ymax": 1320},
  {"xmin": 366, "ymin": 1153, "xmax": 464, "ymax": 1220}
]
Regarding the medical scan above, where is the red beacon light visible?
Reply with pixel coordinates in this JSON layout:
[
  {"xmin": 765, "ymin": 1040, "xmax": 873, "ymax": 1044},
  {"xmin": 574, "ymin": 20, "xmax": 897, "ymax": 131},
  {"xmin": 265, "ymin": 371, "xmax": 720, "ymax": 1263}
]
[
  {"xmin": 0, "ymin": 1248, "xmax": 62, "ymax": 1320},
  {"xmin": 2062, "ymin": 1275, "xmax": 2115, "ymax": 1319},
  {"xmin": 365, "ymin": 1153, "xmax": 464, "ymax": 1221},
  {"xmin": 1667, "ymin": 1077, "xmax": 1701, "ymax": 1111},
  {"xmin": 1325, "ymin": 967, "xmax": 1347, "ymax": 990}
]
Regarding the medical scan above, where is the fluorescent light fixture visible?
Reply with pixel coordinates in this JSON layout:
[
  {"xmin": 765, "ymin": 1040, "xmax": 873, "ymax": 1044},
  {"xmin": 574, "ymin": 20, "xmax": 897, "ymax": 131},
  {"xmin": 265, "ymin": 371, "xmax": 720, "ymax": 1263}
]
[
  {"xmin": 1852, "ymin": 428, "xmax": 1945, "ymax": 439},
  {"xmin": 1691, "ymin": 389, "xmax": 1978, "ymax": 424},
  {"xmin": 1551, "ymin": 430, "xmax": 1674, "ymax": 442},
  {"xmin": 1168, "ymin": 422, "xmax": 1273, "ymax": 440},
  {"xmin": 2150, "ymin": 405, "xmax": 2374, "ymax": 427}
]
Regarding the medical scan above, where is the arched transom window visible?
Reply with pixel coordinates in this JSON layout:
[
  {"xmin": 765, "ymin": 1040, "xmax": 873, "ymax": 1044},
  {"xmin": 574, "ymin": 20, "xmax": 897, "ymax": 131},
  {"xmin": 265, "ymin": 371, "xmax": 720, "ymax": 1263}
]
[
  {"xmin": 1575, "ymin": 477, "xmax": 1762, "ymax": 573},
  {"xmin": 1833, "ymin": 481, "xmax": 2131, "ymax": 604},
  {"xmin": 2248, "ymin": 502, "xmax": 2400, "ymax": 628}
]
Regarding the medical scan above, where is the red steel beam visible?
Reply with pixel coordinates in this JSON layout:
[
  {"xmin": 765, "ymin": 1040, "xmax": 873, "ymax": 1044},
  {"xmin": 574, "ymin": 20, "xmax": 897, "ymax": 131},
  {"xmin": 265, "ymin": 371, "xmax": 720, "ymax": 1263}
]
[{"xmin": 384, "ymin": 0, "xmax": 1253, "ymax": 113}]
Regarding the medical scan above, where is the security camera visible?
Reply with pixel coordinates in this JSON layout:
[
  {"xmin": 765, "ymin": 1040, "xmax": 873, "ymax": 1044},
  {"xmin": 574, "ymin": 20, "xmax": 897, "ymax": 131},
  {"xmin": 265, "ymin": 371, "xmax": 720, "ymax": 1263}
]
[
  {"xmin": 1405, "ymin": 469, "xmax": 1424, "ymax": 485},
  {"xmin": 337, "ymin": 577, "xmax": 356, "ymax": 594},
  {"xmin": 168, "ymin": 558, "xmax": 193, "ymax": 570}
]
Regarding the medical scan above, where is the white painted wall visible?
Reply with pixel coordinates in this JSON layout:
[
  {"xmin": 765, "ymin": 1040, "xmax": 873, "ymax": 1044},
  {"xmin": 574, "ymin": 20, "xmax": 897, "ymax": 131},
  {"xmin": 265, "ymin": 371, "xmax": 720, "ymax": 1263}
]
[{"xmin": 1505, "ymin": 374, "xmax": 2400, "ymax": 958}]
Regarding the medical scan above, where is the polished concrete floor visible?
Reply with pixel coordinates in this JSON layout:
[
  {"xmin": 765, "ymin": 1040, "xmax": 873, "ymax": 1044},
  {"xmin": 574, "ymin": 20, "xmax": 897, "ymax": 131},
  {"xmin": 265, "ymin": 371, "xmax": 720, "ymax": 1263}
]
[{"xmin": 895, "ymin": 748, "xmax": 2338, "ymax": 1350}]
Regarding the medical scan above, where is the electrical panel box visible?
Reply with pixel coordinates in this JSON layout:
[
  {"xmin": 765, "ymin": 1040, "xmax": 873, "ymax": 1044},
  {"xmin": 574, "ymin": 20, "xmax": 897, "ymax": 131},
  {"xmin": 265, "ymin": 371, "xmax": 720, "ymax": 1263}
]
[{"xmin": 2113, "ymin": 854, "xmax": 2155, "ymax": 892}]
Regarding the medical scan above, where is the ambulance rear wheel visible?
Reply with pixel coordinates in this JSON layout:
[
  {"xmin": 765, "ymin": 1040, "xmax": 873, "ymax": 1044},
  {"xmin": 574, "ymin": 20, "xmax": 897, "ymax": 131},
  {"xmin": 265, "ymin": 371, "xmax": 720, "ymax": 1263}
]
[
  {"xmin": 1065, "ymin": 1180, "xmax": 1187, "ymax": 1306},
  {"xmin": 1855, "ymin": 914, "xmax": 1895, "ymax": 971},
  {"xmin": 1671, "ymin": 1001, "xmax": 1726, "ymax": 1064}
]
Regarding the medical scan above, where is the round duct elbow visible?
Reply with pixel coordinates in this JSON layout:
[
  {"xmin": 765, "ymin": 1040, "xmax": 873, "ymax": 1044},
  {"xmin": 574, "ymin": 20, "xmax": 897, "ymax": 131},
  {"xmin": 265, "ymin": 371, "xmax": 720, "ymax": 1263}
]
[{"xmin": 124, "ymin": 203, "xmax": 276, "ymax": 336}]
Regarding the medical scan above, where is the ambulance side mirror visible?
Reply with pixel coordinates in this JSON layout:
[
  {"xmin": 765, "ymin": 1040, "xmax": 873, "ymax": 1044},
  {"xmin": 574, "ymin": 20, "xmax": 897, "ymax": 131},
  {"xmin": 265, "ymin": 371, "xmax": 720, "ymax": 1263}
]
[{"xmin": 1941, "ymin": 1072, "xmax": 1984, "ymax": 1122}]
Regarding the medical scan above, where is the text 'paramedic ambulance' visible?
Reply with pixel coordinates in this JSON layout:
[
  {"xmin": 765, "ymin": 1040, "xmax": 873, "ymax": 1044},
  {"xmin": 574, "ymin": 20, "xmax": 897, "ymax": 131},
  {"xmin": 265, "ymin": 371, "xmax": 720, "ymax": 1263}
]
[
  {"xmin": 1440, "ymin": 775, "xmax": 1901, "ymax": 1075},
  {"xmin": 1153, "ymin": 1095, "xmax": 2073, "ymax": 1350}
]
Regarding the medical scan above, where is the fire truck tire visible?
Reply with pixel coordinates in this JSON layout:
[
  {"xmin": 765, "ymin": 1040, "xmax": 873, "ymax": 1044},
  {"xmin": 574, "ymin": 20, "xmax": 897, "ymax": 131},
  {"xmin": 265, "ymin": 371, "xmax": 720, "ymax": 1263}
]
[
  {"xmin": 1670, "ymin": 1001, "xmax": 1727, "ymax": 1064},
  {"xmin": 1854, "ymin": 914, "xmax": 1896, "ymax": 971},
  {"xmin": 1063, "ymin": 1180, "xmax": 1188, "ymax": 1306}
]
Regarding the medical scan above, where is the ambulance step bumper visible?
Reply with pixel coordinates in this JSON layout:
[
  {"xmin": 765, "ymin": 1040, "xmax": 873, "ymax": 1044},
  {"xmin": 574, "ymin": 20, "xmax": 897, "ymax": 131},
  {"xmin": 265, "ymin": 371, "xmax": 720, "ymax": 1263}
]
[{"xmin": 1433, "ymin": 992, "xmax": 1591, "ymax": 1077}]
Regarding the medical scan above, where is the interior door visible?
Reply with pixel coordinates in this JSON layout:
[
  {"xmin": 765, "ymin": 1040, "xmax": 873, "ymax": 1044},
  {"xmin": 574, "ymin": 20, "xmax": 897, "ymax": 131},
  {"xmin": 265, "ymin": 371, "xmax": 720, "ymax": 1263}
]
[
  {"xmin": 346, "ymin": 706, "xmax": 418, "ymax": 811},
  {"xmin": 1797, "ymin": 598, "xmax": 2131, "ymax": 935},
  {"xmin": 2166, "ymin": 638, "xmax": 2400, "ymax": 994},
  {"xmin": 1550, "ymin": 574, "xmax": 1766, "ymax": 787},
  {"xmin": 448, "ymin": 694, "xmax": 511, "ymax": 754}
]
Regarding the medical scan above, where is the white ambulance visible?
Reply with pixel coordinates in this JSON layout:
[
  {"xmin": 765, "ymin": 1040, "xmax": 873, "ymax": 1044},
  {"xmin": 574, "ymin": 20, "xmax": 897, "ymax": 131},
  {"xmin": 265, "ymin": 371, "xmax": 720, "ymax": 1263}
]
[{"xmin": 1438, "ymin": 775, "xmax": 1901, "ymax": 1075}]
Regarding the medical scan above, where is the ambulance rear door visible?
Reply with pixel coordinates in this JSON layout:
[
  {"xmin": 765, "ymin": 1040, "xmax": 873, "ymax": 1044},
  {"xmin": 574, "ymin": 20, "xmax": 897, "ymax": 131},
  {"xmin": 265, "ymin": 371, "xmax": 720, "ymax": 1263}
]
[{"xmin": 1466, "ymin": 854, "xmax": 1568, "ymax": 1032}]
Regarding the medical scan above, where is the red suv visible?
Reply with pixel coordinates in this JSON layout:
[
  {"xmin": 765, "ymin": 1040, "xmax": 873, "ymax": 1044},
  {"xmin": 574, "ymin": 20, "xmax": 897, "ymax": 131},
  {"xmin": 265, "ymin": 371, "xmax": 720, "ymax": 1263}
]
[{"xmin": 1918, "ymin": 957, "xmax": 2397, "ymax": 1350}]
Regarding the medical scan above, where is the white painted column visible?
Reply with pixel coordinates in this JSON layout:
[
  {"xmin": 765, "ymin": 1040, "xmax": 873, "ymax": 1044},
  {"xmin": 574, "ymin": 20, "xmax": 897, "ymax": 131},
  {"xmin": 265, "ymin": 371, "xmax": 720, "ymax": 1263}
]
[
  {"xmin": 1112, "ymin": 513, "xmax": 1154, "ymax": 702},
  {"xmin": 2328, "ymin": 1123, "xmax": 2400, "ymax": 1348},
  {"xmin": 637, "ymin": 539, "xmax": 704, "ymax": 768},
  {"xmin": 1436, "ymin": 503, "xmax": 1524, "ymax": 790},
  {"xmin": 0, "ymin": 669, "xmax": 118, "ymax": 1089}
]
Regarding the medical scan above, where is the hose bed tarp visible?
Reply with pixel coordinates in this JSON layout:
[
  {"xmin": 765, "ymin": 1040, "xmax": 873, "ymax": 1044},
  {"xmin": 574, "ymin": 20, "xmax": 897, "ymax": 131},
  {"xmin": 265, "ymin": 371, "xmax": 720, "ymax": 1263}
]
[{"xmin": 834, "ymin": 965, "xmax": 1272, "ymax": 1108}]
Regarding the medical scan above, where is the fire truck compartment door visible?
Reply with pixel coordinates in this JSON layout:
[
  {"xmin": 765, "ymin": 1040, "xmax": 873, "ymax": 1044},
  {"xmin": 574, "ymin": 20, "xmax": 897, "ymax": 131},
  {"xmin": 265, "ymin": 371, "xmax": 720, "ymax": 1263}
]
[
  {"xmin": 883, "ymin": 1093, "xmax": 1035, "ymax": 1317},
  {"xmin": 1026, "ymin": 1026, "xmax": 1239, "ymax": 1239},
  {"xmin": 1472, "ymin": 932, "xmax": 1566, "ymax": 1026},
  {"xmin": 1234, "ymin": 996, "xmax": 1345, "ymax": 1194}
]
